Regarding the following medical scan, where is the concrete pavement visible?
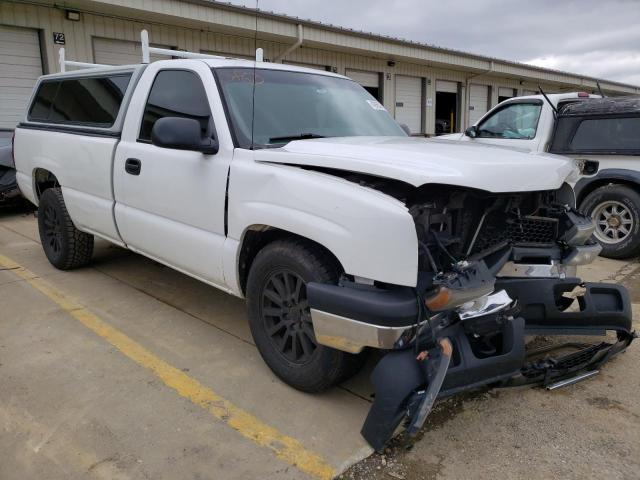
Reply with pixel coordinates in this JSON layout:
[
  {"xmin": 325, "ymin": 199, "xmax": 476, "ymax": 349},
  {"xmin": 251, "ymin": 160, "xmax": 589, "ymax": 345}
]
[{"xmin": 1, "ymin": 208, "xmax": 638, "ymax": 480}]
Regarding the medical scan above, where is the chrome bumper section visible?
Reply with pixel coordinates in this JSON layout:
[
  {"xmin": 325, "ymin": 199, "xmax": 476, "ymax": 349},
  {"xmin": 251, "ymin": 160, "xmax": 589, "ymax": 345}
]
[{"xmin": 310, "ymin": 309, "xmax": 423, "ymax": 353}]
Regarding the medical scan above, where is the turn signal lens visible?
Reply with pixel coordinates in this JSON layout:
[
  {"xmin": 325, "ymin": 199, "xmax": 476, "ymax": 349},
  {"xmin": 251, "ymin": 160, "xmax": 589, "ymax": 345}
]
[{"xmin": 425, "ymin": 287, "xmax": 452, "ymax": 311}]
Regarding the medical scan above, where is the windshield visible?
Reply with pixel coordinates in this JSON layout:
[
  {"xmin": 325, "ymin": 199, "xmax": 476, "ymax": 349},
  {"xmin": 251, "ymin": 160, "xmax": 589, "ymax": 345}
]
[{"xmin": 215, "ymin": 68, "xmax": 406, "ymax": 148}]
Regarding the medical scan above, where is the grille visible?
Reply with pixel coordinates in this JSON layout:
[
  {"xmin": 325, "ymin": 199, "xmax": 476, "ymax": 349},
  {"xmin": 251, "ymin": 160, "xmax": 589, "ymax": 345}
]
[
  {"xmin": 555, "ymin": 343, "xmax": 608, "ymax": 370},
  {"xmin": 471, "ymin": 215, "xmax": 558, "ymax": 254}
]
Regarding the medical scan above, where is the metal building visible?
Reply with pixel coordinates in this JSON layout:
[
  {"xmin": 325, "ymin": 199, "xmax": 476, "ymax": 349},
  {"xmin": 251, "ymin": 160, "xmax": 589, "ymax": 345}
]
[{"xmin": 1, "ymin": 0, "xmax": 639, "ymax": 132}]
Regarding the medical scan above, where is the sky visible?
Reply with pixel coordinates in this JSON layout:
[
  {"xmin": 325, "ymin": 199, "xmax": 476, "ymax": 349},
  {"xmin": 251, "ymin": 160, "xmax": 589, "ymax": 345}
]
[{"xmin": 225, "ymin": 0, "xmax": 640, "ymax": 86}]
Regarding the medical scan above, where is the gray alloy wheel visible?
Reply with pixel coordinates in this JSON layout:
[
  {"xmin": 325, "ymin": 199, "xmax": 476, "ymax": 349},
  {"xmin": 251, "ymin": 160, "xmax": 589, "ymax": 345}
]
[
  {"xmin": 580, "ymin": 184, "xmax": 640, "ymax": 259},
  {"xmin": 591, "ymin": 200, "xmax": 634, "ymax": 245}
]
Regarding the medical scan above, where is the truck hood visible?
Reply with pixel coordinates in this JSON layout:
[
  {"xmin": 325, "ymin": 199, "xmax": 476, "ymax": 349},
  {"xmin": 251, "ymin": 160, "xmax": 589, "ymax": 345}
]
[{"xmin": 254, "ymin": 136, "xmax": 576, "ymax": 192}]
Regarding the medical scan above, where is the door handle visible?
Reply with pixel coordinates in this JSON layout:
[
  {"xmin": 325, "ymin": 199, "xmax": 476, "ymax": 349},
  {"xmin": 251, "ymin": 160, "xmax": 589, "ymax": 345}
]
[{"xmin": 125, "ymin": 158, "xmax": 142, "ymax": 176}]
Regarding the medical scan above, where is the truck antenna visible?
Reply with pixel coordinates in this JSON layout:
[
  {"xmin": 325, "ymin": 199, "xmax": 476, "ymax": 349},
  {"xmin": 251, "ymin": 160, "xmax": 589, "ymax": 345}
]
[
  {"xmin": 596, "ymin": 81, "xmax": 606, "ymax": 98},
  {"xmin": 538, "ymin": 85, "xmax": 558, "ymax": 116},
  {"xmin": 250, "ymin": 0, "xmax": 259, "ymax": 150}
]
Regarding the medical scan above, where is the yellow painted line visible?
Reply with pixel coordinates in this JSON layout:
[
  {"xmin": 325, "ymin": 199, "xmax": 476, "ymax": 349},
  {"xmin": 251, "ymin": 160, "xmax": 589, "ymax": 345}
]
[{"xmin": 0, "ymin": 253, "xmax": 335, "ymax": 480}]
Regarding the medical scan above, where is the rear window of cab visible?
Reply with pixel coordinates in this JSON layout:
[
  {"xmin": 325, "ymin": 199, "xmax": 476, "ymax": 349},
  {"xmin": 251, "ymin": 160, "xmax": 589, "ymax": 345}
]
[{"xmin": 28, "ymin": 74, "xmax": 132, "ymax": 127}]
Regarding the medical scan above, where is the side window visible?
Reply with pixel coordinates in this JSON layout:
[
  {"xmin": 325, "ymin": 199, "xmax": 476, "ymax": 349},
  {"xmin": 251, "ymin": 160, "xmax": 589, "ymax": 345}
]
[
  {"xmin": 28, "ymin": 74, "xmax": 131, "ymax": 127},
  {"xmin": 139, "ymin": 70, "xmax": 212, "ymax": 141},
  {"xmin": 28, "ymin": 82, "xmax": 59, "ymax": 120},
  {"xmin": 570, "ymin": 117, "xmax": 640, "ymax": 152},
  {"xmin": 477, "ymin": 103, "xmax": 542, "ymax": 140}
]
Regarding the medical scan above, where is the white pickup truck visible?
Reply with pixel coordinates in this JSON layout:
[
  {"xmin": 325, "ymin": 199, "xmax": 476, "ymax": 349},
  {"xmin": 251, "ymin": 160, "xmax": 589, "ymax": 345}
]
[
  {"xmin": 13, "ymin": 41, "xmax": 634, "ymax": 450},
  {"xmin": 444, "ymin": 93, "xmax": 640, "ymax": 258}
]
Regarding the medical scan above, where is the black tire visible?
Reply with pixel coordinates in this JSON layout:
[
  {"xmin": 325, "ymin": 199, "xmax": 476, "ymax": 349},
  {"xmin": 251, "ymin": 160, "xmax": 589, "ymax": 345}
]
[
  {"xmin": 246, "ymin": 239, "xmax": 367, "ymax": 392},
  {"xmin": 37, "ymin": 188, "xmax": 94, "ymax": 270},
  {"xmin": 580, "ymin": 184, "xmax": 640, "ymax": 259}
]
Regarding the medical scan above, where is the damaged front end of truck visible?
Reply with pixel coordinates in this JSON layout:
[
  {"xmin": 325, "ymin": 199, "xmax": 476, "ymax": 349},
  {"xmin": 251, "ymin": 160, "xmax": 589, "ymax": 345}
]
[{"xmin": 306, "ymin": 182, "xmax": 635, "ymax": 452}]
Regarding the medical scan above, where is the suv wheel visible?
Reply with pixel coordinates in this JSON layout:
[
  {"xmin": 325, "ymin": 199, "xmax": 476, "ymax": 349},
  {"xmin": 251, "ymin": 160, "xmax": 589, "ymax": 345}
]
[
  {"xmin": 246, "ymin": 239, "xmax": 366, "ymax": 392},
  {"xmin": 580, "ymin": 184, "xmax": 640, "ymax": 259},
  {"xmin": 38, "ymin": 188, "xmax": 94, "ymax": 269}
]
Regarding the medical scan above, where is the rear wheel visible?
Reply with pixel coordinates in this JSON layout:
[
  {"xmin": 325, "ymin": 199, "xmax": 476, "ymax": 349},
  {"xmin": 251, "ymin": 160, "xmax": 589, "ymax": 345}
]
[
  {"xmin": 246, "ymin": 239, "xmax": 366, "ymax": 392},
  {"xmin": 580, "ymin": 184, "xmax": 640, "ymax": 259},
  {"xmin": 37, "ymin": 188, "xmax": 94, "ymax": 269}
]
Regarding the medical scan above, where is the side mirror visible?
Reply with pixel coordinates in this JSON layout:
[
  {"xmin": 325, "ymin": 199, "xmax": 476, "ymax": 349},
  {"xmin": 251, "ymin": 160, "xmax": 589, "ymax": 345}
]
[
  {"xmin": 399, "ymin": 123, "xmax": 411, "ymax": 136},
  {"xmin": 464, "ymin": 125, "xmax": 478, "ymax": 138},
  {"xmin": 151, "ymin": 117, "xmax": 219, "ymax": 155}
]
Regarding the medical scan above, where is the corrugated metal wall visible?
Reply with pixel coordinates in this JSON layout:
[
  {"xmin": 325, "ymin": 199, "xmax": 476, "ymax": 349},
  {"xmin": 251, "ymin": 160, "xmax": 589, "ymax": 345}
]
[{"xmin": 0, "ymin": 0, "xmax": 625, "ymax": 133}]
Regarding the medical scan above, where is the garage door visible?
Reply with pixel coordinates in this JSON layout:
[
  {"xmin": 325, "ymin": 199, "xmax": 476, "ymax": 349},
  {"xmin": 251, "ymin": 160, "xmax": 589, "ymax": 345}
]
[
  {"xmin": 93, "ymin": 37, "xmax": 171, "ymax": 65},
  {"xmin": 0, "ymin": 25, "xmax": 43, "ymax": 129},
  {"xmin": 468, "ymin": 84, "xmax": 489, "ymax": 126},
  {"xmin": 498, "ymin": 87, "xmax": 515, "ymax": 99},
  {"xmin": 395, "ymin": 75, "xmax": 422, "ymax": 134},
  {"xmin": 346, "ymin": 69, "xmax": 379, "ymax": 88},
  {"xmin": 436, "ymin": 80, "xmax": 458, "ymax": 93},
  {"xmin": 346, "ymin": 69, "xmax": 381, "ymax": 100}
]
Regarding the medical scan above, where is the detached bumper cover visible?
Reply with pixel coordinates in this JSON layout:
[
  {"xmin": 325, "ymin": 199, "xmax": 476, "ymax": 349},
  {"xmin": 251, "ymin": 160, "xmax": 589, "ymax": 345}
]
[
  {"xmin": 356, "ymin": 278, "xmax": 634, "ymax": 452},
  {"xmin": 497, "ymin": 278, "xmax": 632, "ymax": 335}
]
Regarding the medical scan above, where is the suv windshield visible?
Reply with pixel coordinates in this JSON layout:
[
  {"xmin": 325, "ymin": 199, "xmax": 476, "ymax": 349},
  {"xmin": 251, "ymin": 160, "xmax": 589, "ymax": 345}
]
[{"xmin": 215, "ymin": 68, "xmax": 406, "ymax": 148}]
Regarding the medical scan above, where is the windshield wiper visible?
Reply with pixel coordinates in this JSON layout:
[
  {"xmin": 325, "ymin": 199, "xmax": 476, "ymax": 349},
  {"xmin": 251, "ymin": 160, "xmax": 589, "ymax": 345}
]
[{"xmin": 268, "ymin": 133, "xmax": 325, "ymax": 143}]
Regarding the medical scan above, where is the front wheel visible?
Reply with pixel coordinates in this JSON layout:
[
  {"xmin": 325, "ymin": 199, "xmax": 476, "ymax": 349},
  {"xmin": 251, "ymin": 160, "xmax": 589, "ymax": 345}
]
[
  {"xmin": 580, "ymin": 184, "xmax": 640, "ymax": 259},
  {"xmin": 246, "ymin": 239, "xmax": 367, "ymax": 392}
]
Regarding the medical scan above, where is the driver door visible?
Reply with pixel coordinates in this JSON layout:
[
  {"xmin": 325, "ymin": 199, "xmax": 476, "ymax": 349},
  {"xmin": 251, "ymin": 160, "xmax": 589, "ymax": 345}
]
[{"xmin": 113, "ymin": 61, "xmax": 233, "ymax": 289}]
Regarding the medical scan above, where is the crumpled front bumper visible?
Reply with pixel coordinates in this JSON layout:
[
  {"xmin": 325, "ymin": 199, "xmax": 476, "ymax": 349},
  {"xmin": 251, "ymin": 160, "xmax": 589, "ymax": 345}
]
[
  {"xmin": 307, "ymin": 242, "xmax": 606, "ymax": 355},
  {"xmin": 357, "ymin": 278, "xmax": 634, "ymax": 452}
]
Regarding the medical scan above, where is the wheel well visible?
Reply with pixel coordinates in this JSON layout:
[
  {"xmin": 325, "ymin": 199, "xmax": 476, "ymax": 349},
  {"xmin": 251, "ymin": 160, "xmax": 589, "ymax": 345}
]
[
  {"xmin": 237, "ymin": 227, "xmax": 343, "ymax": 295},
  {"xmin": 33, "ymin": 168, "xmax": 60, "ymax": 200},
  {"xmin": 578, "ymin": 178, "xmax": 640, "ymax": 207}
]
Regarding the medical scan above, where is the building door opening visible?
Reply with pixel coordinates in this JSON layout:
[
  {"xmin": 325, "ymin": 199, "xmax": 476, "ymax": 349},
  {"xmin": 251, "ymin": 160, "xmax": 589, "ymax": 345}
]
[
  {"xmin": 435, "ymin": 80, "xmax": 459, "ymax": 135},
  {"xmin": 363, "ymin": 86, "xmax": 380, "ymax": 100},
  {"xmin": 346, "ymin": 69, "xmax": 382, "ymax": 101},
  {"xmin": 498, "ymin": 87, "xmax": 516, "ymax": 104}
]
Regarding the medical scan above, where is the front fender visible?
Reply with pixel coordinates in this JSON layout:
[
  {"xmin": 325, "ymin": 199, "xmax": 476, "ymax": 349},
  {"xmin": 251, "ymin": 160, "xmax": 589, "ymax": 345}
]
[{"xmin": 228, "ymin": 152, "xmax": 419, "ymax": 287}]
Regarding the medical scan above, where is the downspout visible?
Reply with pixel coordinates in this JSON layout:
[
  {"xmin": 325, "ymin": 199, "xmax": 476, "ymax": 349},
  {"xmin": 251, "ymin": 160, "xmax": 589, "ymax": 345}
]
[
  {"xmin": 274, "ymin": 24, "xmax": 303, "ymax": 63},
  {"xmin": 464, "ymin": 60, "xmax": 494, "ymax": 129}
]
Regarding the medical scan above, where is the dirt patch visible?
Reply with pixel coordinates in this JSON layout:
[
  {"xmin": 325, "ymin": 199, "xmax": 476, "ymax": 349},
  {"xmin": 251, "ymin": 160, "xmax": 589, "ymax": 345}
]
[
  {"xmin": 587, "ymin": 396, "xmax": 639, "ymax": 419},
  {"xmin": 340, "ymin": 392, "xmax": 479, "ymax": 480}
]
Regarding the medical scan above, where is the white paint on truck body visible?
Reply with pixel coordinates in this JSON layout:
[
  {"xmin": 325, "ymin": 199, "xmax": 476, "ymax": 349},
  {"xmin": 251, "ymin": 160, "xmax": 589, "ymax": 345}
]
[{"xmin": 14, "ymin": 58, "xmax": 578, "ymax": 298}]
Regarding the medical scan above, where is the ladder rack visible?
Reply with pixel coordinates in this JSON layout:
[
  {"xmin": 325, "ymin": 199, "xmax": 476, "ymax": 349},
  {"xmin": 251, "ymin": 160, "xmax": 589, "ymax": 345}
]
[
  {"xmin": 58, "ymin": 47, "xmax": 108, "ymax": 73},
  {"xmin": 58, "ymin": 29, "xmax": 259, "ymax": 73},
  {"xmin": 140, "ymin": 29, "xmax": 227, "ymax": 62}
]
